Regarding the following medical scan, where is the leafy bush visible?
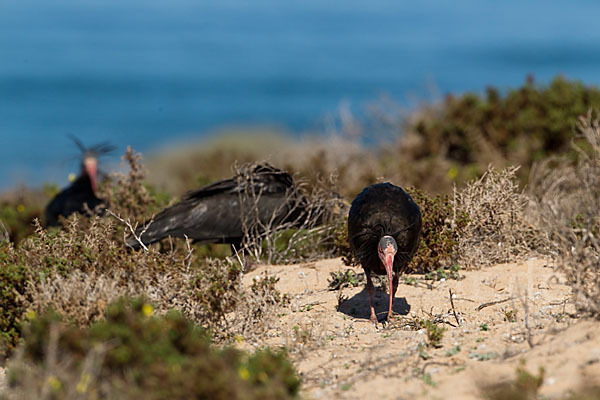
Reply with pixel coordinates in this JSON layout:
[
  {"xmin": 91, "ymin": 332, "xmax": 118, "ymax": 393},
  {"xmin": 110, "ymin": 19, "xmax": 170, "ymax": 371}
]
[
  {"xmin": 332, "ymin": 218, "xmax": 354, "ymax": 264},
  {"xmin": 0, "ymin": 244, "xmax": 31, "ymax": 358},
  {"xmin": 406, "ymin": 187, "xmax": 468, "ymax": 273},
  {"xmin": 4, "ymin": 298, "xmax": 300, "ymax": 399},
  {"xmin": 405, "ymin": 76, "xmax": 600, "ymax": 180},
  {"xmin": 327, "ymin": 269, "xmax": 363, "ymax": 290}
]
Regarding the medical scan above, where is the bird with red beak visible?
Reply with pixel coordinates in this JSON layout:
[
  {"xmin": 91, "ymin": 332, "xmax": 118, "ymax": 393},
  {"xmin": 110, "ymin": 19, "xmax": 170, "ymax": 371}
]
[
  {"xmin": 347, "ymin": 182, "xmax": 421, "ymax": 325},
  {"xmin": 378, "ymin": 236, "xmax": 398, "ymax": 321},
  {"xmin": 44, "ymin": 139, "xmax": 114, "ymax": 227},
  {"xmin": 367, "ymin": 235, "xmax": 398, "ymax": 323}
]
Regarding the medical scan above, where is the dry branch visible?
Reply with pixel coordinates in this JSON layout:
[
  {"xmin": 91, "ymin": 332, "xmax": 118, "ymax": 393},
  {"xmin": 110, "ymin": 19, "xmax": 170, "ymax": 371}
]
[
  {"xmin": 476, "ymin": 297, "xmax": 517, "ymax": 311},
  {"xmin": 236, "ymin": 162, "xmax": 346, "ymax": 264},
  {"xmin": 106, "ymin": 209, "xmax": 153, "ymax": 252},
  {"xmin": 448, "ymin": 289, "xmax": 462, "ymax": 326}
]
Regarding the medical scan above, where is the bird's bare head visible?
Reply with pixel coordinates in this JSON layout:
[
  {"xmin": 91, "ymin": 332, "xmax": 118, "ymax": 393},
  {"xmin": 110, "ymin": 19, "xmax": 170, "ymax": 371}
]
[
  {"xmin": 69, "ymin": 135, "xmax": 115, "ymax": 193},
  {"xmin": 378, "ymin": 235, "xmax": 397, "ymax": 271}
]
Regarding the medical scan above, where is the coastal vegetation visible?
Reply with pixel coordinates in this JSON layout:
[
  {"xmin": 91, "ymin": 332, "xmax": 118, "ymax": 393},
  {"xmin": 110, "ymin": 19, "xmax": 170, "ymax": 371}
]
[{"xmin": 0, "ymin": 76, "xmax": 599, "ymax": 398}]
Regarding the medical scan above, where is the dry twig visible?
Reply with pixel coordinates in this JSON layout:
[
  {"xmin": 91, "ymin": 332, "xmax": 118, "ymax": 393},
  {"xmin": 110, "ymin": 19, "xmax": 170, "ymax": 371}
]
[
  {"xmin": 106, "ymin": 209, "xmax": 153, "ymax": 252},
  {"xmin": 449, "ymin": 288, "xmax": 463, "ymax": 326},
  {"xmin": 476, "ymin": 296, "xmax": 517, "ymax": 311}
]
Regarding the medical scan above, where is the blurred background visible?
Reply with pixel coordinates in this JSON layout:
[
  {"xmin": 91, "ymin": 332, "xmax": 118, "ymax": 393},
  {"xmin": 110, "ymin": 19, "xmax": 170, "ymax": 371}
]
[{"xmin": 1, "ymin": 0, "xmax": 600, "ymax": 190}]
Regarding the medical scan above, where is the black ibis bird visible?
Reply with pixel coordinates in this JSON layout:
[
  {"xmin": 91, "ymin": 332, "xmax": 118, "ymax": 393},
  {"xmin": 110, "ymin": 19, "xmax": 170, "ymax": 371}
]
[
  {"xmin": 45, "ymin": 140, "xmax": 114, "ymax": 227},
  {"xmin": 348, "ymin": 182, "xmax": 422, "ymax": 323},
  {"xmin": 127, "ymin": 163, "xmax": 308, "ymax": 250}
]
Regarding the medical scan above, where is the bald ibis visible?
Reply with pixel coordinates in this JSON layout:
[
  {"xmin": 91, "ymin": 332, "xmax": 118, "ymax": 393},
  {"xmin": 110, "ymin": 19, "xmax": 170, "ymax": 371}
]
[
  {"xmin": 348, "ymin": 182, "xmax": 422, "ymax": 323},
  {"xmin": 127, "ymin": 164, "xmax": 308, "ymax": 250},
  {"xmin": 45, "ymin": 140, "xmax": 114, "ymax": 227}
]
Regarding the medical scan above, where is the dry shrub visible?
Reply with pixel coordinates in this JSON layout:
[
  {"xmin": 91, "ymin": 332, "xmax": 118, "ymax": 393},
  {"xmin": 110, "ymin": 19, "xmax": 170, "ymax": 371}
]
[
  {"xmin": 280, "ymin": 136, "xmax": 380, "ymax": 200},
  {"xmin": 1, "ymin": 212, "xmax": 287, "ymax": 356},
  {"xmin": 99, "ymin": 146, "xmax": 168, "ymax": 222},
  {"xmin": 13, "ymin": 217, "xmax": 187, "ymax": 328},
  {"xmin": 27, "ymin": 270, "xmax": 127, "ymax": 326},
  {"xmin": 528, "ymin": 111, "xmax": 600, "ymax": 317},
  {"xmin": 185, "ymin": 259, "xmax": 280, "ymax": 341},
  {"xmin": 237, "ymin": 163, "xmax": 348, "ymax": 264},
  {"xmin": 559, "ymin": 237, "xmax": 600, "ymax": 317},
  {"xmin": 230, "ymin": 273, "xmax": 289, "ymax": 341},
  {"xmin": 454, "ymin": 166, "xmax": 550, "ymax": 268}
]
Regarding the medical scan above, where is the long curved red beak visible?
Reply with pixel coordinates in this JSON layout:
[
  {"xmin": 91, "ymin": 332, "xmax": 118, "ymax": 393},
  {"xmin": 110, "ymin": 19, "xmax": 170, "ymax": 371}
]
[
  {"xmin": 383, "ymin": 248, "xmax": 395, "ymax": 320},
  {"xmin": 84, "ymin": 158, "xmax": 98, "ymax": 193}
]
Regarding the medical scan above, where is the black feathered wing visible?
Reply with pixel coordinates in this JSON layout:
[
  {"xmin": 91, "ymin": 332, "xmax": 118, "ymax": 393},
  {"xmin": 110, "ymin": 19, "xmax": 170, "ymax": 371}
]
[
  {"xmin": 128, "ymin": 165, "xmax": 302, "ymax": 249},
  {"xmin": 134, "ymin": 192, "xmax": 245, "ymax": 246}
]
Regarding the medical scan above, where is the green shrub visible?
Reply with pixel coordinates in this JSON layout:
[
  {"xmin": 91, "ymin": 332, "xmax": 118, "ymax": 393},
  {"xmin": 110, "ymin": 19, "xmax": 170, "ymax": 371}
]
[
  {"xmin": 7, "ymin": 298, "xmax": 300, "ymax": 399},
  {"xmin": 0, "ymin": 195, "xmax": 44, "ymax": 244},
  {"xmin": 0, "ymin": 244, "xmax": 30, "ymax": 358},
  {"xmin": 406, "ymin": 187, "xmax": 468, "ymax": 273},
  {"xmin": 483, "ymin": 361, "xmax": 544, "ymax": 400},
  {"xmin": 417, "ymin": 319, "xmax": 446, "ymax": 348},
  {"xmin": 327, "ymin": 269, "xmax": 362, "ymax": 290},
  {"xmin": 409, "ymin": 76, "xmax": 600, "ymax": 172},
  {"xmin": 333, "ymin": 218, "xmax": 354, "ymax": 265},
  {"xmin": 189, "ymin": 260, "xmax": 243, "ymax": 329}
]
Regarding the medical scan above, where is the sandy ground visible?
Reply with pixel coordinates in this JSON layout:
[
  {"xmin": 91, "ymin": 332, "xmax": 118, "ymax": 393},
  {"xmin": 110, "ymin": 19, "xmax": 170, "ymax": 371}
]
[
  {"xmin": 1, "ymin": 258, "xmax": 597, "ymax": 398},
  {"xmin": 242, "ymin": 258, "xmax": 600, "ymax": 399}
]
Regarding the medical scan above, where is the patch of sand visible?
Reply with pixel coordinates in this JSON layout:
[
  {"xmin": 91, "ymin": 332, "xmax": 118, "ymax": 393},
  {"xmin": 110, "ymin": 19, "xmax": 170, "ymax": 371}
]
[{"xmin": 242, "ymin": 258, "xmax": 600, "ymax": 399}]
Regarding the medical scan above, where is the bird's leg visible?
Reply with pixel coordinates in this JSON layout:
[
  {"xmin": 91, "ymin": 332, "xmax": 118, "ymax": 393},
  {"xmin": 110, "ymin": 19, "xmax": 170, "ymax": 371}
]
[
  {"xmin": 366, "ymin": 272, "xmax": 377, "ymax": 324},
  {"xmin": 387, "ymin": 266, "xmax": 394, "ymax": 321}
]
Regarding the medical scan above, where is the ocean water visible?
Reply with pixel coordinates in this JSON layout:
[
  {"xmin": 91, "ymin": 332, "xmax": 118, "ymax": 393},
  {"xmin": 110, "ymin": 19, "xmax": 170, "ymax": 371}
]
[{"xmin": 1, "ymin": 0, "xmax": 600, "ymax": 189}]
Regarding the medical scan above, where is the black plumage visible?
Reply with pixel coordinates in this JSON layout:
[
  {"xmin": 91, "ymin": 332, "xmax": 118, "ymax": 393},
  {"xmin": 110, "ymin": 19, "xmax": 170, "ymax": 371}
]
[
  {"xmin": 127, "ymin": 164, "xmax": 307, "ymax": 250},
  {"xmin": 45, "ymin": 140, "xmax": 114, "ymax": 227},
  {"xmin": 348, "ymin": 182, "xmax": 422, "ymax": 322},
  {"xmin": 45, "ymin": 172, "xmax": 104, "ymax": 227}
]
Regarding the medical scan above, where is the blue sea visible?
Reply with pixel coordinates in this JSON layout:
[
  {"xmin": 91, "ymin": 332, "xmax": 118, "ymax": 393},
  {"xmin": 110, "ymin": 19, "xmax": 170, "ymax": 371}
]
[{"xmin": 2, "ymin": 0, "xmax": 600, "ymax": 189}]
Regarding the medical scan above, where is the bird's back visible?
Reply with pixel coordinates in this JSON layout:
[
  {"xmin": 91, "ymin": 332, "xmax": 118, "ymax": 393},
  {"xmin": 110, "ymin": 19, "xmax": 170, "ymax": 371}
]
[
  {"xmin": 348, "ymin": 182, "xmax": 421, "ymax": 275},
  {"xmin": 45, "ymin": 175, "xmax": 103, "ymax": 226},
  {"xmin": 130, "ymin": 164, "xmax": 304, "ymax": 248}
]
